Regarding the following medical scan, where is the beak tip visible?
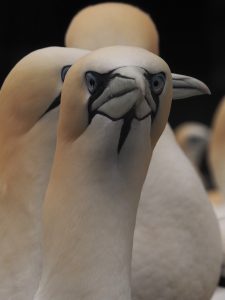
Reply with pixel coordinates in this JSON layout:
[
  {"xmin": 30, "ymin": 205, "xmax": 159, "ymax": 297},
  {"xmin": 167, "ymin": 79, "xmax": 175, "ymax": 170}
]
[
  {"xmin": 172, "ymin": 73, "xmax": 212, "ymax": 100},
  {"xmin": 200, "ymin": 82, "xmax": 211, "ymax": 96}
]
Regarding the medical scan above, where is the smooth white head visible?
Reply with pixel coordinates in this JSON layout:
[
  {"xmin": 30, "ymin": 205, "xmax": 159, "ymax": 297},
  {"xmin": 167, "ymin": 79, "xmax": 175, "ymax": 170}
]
[
  {"xmin": 65, "ymin": 2, "xmax": 159, "ymax": 53},
  {"xmin": 175, "ymin": 122, "xmax": 210, "ymax": 167},
  {"xmin": 0, "ymin": 46, "xmax": 89, "ymax": 190},
  {"xmin": 58, "ymin": 46, "xmax": 172, "ymax": 149}
]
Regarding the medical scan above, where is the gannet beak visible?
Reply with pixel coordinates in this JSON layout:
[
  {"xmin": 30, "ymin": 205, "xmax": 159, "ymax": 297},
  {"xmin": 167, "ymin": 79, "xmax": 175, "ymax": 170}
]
[
  {"xmin": 172, "ymin": 73, "xmax": 211, "ymax": 100},
  {"xmin": 88, "ymin": 67, "xmax": 154, "ymax": 122}
]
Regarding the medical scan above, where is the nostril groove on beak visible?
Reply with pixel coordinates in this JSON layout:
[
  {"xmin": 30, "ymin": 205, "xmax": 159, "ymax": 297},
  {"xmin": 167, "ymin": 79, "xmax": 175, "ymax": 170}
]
[
  {"xmin": 112, "ymin": 74, "xmax": 136, "ymax": 81},
  {"xmin": 112, "ymin": 87, "xmax": 138, "ymax": 99}
]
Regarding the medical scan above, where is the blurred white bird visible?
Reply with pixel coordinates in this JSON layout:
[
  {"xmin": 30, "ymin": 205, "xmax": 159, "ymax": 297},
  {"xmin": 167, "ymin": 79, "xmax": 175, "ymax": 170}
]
[
  {"xmin": 209, "ymin": 97, "xmax": 225, "ymax": 284},
  {"xmin": 209, "ymin": 97, "xmax": 225, "ymax": 199}
]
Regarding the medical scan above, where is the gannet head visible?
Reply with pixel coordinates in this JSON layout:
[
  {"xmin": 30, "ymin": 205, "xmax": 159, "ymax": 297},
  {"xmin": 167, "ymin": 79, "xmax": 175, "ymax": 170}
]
[
  {"xmin": 58, "ymin": 46, "xmax": 210, "ymax": 151},
  {"xmin": 175, "ymin": 122, "xmax": 210, "ymax": 165},
  {"xmin": 0, "ymin": 47, "xmax": 89, "ymax": 138},
  {"xmin": 65, "ymin": 2, "xmax": 159, "ymax": 54},
  {"xmin": 58, "ymin": 46, "xmax": 170, "ymax": 149}
]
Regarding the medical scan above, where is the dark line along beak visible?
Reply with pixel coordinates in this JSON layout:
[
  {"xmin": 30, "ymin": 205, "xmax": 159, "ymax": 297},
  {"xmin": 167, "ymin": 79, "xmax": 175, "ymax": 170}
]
[
  {"xmin": 39, "ymin": 93, "xmax": 61, "ymax": 119},
  {"xmin": 172, "ymin": 74, "xmax": 211, "ymax": 100}
]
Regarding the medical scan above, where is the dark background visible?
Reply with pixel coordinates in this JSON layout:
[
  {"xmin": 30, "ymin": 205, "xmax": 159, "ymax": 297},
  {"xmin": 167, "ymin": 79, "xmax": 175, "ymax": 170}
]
[{"xmin": 0, "ymin": 0, "xmax": 224, "ymax": 128}]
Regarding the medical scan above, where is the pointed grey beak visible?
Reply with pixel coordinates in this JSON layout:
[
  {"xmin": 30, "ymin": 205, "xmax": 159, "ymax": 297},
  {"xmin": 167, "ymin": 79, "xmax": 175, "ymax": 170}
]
[{"xmin": 172, "ymin": 73, "xmax": 211, "ymax": 100}]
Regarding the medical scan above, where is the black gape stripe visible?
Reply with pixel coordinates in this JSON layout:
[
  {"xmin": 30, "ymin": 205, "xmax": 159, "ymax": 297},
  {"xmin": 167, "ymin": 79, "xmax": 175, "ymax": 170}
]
[
  {"xmin": 40, "ymin": 93, "xmax": 61, "ymax": 119},
  {"xmin": 39, "ymin": 65, "xmax": 71, "ymax": 119},
  {"xmin": 117, "ymin": 106, "xmax": 135, "ymax": 154},
  {"xmin": 93, "ymin": 108, "xmax": 154, "ymax": 154},
  {"xmin": 150, "ymin": 93, "xmax": 159, "ymax": 121}
]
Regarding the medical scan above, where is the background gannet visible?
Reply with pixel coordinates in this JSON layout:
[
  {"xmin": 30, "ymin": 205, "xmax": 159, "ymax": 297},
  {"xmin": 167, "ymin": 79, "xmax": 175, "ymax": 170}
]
[
  {"xmin": 209, "ymin": 96, "xmax": 225, "ymax": 283},
  {"xmin": 34, "ymin": 45, "xmax": 174, "ymax": 300},
  {"xmin": 174, "ymin": 122, "xmax": 224, "ymax": 197},
  {"xmin": 0, "ymin": 47, "xmax": 88, "ymax": 300},
  {"xmin": 65, "ymin": 3, "xmax": 222, "ymax": 299},
  {"xmin": 65, "ymin": 2, "xmax": 159, "ymax": 54},
  {"xmin": 175, "ymin": 122, "xmax": 211, "ymax": 182},
  {"xmin": 209, "ymin": 96, "xmax": 225, "ymax": 199},
  {"xmin": 174, "ymin": 121, "xmax": 225, "ymax": 286},
  {"xmin": 174, "ymin": 122, "xmax": 225, "ymax": 272}
]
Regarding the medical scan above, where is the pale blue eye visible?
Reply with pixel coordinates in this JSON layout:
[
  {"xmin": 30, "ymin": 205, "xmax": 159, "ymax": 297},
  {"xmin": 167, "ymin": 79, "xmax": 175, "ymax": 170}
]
[
  {"xmin": 85, "ymin": 72, "xmax": 98, "ymax": 94},
  {"xmin": 150, "ymin": 73, "xmax": 165, "ymax": 95}
]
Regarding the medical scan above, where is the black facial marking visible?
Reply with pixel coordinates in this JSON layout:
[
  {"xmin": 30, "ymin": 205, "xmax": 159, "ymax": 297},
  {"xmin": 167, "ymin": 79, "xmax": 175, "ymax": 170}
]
[
  {"xmin": 40, "ymin": 93, "xmax": 61, "ymax": 119},
  {"xmin": 117, "ymin": 106, "xmax": 135, "ymax": 154},
  {"xmin": 61, "ymin": 65, "xmax": 72, "ymax": 82},
  {"xmin": 87, "ymin": 70, "xmax": 116, "ymax": 123},
  {"xmin": 87, "ymin": 68, "xmax": 166, "ymax": 153},
  {"xmin": 39, "ymin": 65, "xmax": 72, "ymax": 120}
]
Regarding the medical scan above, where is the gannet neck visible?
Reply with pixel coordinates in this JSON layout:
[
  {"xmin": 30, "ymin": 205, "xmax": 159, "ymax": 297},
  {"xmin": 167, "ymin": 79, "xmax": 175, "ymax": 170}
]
[
  {"xmin": 35, "ymin": 112, "xmax": 152, "ymax": 300},
  {"xmin": 0, "ymin": 47, "xmax": 89, "ymax": 137},
  {"xmin": 0, "ymin": 47, "xmax": 89, "ymax": 300}
]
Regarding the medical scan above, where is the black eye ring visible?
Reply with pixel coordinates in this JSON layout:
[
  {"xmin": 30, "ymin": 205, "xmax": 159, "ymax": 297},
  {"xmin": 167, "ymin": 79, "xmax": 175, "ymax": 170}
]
[
  {"xmin": 150, "ymin": 73, "xmax": 166, "ymax": 95},
  {"xmin": 61, "ymin": 65, "xmax": 72, "ymax": 82},
  {"xmin": 85, "ymin": 72, "xmax": 99, "ymax": 94}
]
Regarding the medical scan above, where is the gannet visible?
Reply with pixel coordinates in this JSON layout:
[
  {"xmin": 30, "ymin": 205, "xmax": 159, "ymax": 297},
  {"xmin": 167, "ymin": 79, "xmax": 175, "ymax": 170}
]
[
  {"xmin": 209, "ymin": 96, "xmax": 225, "ymax": 284},
  {"xmin": 34, "ymin": 45, "xmax": 210, "ymax": 300},
  {"xmin": 209, "ymin": 97, "xmax": 225, "ymax": 198},
  {"xmin": 175, "ymin": 122, "xmax": 210, "ymax": 172},
  {"xmin": 0, "ymin": 46, "xmax": 88, "ymax": 300},
  {"xmin": 65, "ymin": 3, "xmax": 222, "ymax": 299},
  {"xmin": 175, "ymin": 122, "xmax": 225, "ymax": 285},
  {"xmin": 174, "ymin": 122, "xmax": 219, "ymax": 190},
  {"xmin": 132, "ymin": 124, "xmax": 222, "ymax": 300}
]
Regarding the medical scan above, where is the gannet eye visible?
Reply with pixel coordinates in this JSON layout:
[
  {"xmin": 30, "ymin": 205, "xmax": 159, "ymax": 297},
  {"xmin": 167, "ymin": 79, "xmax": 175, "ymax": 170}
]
[
  {"xmin": 61, "ymin": 65, "xmax": 71, "ymax": 82},
  {"xmin": 150, "ymin": 73, "xmax": 166, "ymax": 95},
  {"xmin": 85, "ymin": 72, "xmax": 99, "ymax": 94}
]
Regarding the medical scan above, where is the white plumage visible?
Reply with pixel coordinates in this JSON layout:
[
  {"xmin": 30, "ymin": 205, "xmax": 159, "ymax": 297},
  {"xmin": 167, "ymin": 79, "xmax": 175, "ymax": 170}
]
[
  {"xmin": 0, "ymin": 3, "xmax": 221, "ymax": 299},
  {"xmin": 0, "ymin": 47, "xmax": 88, "ymax": 300},
  {"xmin": 133, "ymin": 125, "xmax": 222, "ymax": 299},
  {"xmin": 65, "ymin": 3, "xmax": 222, "ymax": 299},
  {"xmin": 209, "ymin": 96, "xmax": 225, "ymax": 285}
]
